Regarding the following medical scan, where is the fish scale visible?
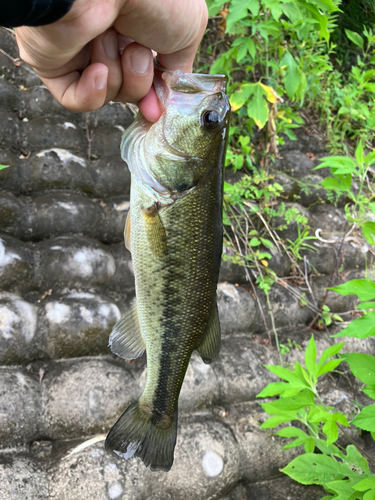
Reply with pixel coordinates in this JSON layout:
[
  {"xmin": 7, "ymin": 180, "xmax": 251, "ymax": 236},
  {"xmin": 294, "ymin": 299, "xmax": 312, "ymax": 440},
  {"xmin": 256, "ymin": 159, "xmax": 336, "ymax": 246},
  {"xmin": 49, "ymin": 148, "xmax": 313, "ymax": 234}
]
[{"xmin": 105, "ymin": 68, "xmax": 230, "ymax": 471}]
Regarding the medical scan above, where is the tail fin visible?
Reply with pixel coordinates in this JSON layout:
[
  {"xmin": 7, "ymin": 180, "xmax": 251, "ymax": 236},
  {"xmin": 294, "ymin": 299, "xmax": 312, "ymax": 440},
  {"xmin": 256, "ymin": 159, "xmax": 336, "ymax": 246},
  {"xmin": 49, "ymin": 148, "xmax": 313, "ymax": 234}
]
[{"xmin": 105, "ymin": 398, "xmax": 178, "ymax": 472}]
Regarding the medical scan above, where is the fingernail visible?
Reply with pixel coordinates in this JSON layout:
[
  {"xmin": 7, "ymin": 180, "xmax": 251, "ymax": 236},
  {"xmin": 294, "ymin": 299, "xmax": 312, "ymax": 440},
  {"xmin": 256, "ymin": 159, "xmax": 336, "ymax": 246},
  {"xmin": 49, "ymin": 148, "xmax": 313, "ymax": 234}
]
[
  {"xmin": 131, "ymin": 47, "xmax": 152, "ymax": 74},
  {"xmin": 95, "ymin": 71, "xmax": 107, "ymax": 90},
  {"xmin": 103, "ymin": 31, "xmax": 118, "ymax": 60}
]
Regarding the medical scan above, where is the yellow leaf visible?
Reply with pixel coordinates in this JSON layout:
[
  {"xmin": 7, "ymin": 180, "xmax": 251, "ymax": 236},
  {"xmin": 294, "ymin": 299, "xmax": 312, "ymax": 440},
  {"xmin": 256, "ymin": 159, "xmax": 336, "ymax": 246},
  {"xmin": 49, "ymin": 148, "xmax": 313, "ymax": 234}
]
[
  {"xmin": 259, "ymin": 83, "xmax": 282, "ymax": 104},
  {"xmin": 261, "ymin": 260, "xmax": 268, "ymax": 267}
]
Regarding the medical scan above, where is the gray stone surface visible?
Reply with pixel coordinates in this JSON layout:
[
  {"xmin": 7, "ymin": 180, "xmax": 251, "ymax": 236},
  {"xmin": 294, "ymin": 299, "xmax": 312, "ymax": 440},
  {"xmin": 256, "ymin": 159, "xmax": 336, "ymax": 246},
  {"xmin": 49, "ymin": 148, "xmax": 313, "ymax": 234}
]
[
  {"xmin": 35, "ymin": 236, "xmax": 116, "ymax": 288},
  {"xmin": 219, "ymin": 247, "xmax": 249, "ymax": 284},
  {"xmin": 0, "ymin": 368, "xmax": 42, "ymax": 447},
  {"xmin": 298, "ymin": 174, "xmax": 328, "ymax": 206},
  {"xmin": 0, "ymin": 455, "xmax": 48, "ymax": 500},
  {"xmin": 226, "ymin": 476, "xmax": 324, "ymax": 500},
  {"xmin": 308, "ymin": 204, "xmax": 348, "ymax": 235},
  {"xmin": 301, "ymin": 241, "xmax": 337, "ymax": 275},
  {"xmin": 0, "ymin": 234, "xmax": 33, "ymax": 291},
  {"xmin": 309, "ymin": 275, "xmax": 357, "ymax": 313},
  {"xmin": 255, "ymin": 283, "xmax": 313, "ymax": 333},
  {"xmin": 43, "ymin": 358, "xmax": 138, "ymax": 439},
  {"xmin": 101, "ymin": 197, "xmax": 129, "ymax": 243},
  {"xmin": 40, "ymin": 293, "xmax": 121, "ymax": 358},
  {"xmin": 341, "ymin": 239, "xmax": 374, "ymax": 271},
  {"xmin": 217, "ymin": 283, "xmax": 257, "ymax": 334},
  {"xmin": 212, "ymin": 336, "xmax": 277, "ymax": 404},
  {"xmin": 0, "ymin": 192, "xmax": 26, "ymax": 239},
  {"xmin": 48, "ymin": 418, "xmax": 240, "ymax": 500},
  {"xmin": 276, "ymin": 150, "xmax": 315, "ymax": 178},
  {"xmin": 0, "ymin": 292, "xmax": 41, "ymax": 364},
  {"xmin": 28, "ymin": 192, "xmax": 104, "ymax": 241}
]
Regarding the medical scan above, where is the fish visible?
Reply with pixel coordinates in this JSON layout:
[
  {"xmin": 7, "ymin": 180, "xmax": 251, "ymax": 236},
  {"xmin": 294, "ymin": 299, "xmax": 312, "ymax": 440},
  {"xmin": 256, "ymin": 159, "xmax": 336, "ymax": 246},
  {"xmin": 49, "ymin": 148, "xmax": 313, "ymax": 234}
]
[{"xmin": 105, "ymin": 67, "xmax": 230, "ymax": 472}]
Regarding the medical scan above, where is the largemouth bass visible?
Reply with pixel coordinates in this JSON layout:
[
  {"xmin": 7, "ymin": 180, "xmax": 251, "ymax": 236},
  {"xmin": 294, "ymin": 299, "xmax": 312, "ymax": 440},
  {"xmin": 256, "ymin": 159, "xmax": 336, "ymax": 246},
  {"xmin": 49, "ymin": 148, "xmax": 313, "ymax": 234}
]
[{"xmin": 105, "ymin": 68, "xmax": 230, "ymax": 472}]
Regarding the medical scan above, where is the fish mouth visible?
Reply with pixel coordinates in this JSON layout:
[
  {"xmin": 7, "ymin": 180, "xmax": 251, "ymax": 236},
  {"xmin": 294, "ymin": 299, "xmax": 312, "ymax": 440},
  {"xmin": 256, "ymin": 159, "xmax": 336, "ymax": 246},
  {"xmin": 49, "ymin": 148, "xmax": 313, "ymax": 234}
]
[{"xmin": 153, "ymin": 66, "xmax": 229, "ymax": 162}]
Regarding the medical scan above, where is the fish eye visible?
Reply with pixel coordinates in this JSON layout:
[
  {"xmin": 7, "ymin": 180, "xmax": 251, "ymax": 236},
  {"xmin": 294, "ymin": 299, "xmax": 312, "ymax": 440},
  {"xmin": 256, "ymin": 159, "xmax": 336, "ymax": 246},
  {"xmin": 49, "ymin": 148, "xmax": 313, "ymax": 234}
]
[{"xmin": 201, "ymin": 110, "xmax": 221, "ymax": 130}]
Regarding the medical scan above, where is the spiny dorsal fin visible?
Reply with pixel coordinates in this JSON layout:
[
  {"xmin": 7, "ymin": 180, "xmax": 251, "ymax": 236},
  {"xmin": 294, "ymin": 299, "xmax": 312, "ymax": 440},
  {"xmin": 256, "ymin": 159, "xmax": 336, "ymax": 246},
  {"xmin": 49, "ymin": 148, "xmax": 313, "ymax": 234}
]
[
  {"xmin": 124, "ymin": 210, "xmax": 131, "ymax": 253},
  {"xmin": 196, "ymin": 302, "xmax": 221, "ymax": 364},
  {"xmin": 108, "ymin": 302, "xmax": 145, "ymax": 360},
  {"xmin": 142, "ymin": 204, "xmax": 167, "ymax": 257}
]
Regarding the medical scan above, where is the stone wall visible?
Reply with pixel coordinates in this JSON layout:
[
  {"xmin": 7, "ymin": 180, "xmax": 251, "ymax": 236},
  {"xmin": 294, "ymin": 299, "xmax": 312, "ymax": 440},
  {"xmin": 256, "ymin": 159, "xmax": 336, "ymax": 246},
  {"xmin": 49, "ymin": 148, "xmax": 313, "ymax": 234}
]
[{"xmin": 0, "ymin": 29, "xmax": 374, "ymax": 500}]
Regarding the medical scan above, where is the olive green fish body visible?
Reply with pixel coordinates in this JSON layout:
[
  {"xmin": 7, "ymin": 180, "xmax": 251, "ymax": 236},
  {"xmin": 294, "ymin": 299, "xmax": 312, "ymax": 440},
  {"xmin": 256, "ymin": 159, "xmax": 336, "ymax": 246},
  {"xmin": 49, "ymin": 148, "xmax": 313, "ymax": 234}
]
[
  {"xmin": 105, "ymin": 68, "xmax": 230, "ymax": 471},
  {"xmin": 133, "ymin": 164, "xmax": 223, "ymax": 418}
]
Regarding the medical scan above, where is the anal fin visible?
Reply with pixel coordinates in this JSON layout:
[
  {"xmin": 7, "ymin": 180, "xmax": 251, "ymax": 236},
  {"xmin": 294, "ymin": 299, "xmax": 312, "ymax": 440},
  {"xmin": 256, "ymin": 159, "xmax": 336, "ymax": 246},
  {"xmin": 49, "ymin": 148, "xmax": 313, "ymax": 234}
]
[
  {"xmin": 196, "ymin": 302, "xmax": 221, "ymax": 364},
  {"xmin": 109, "ymin": 301, "xmax": 145, "ymax": 360}
]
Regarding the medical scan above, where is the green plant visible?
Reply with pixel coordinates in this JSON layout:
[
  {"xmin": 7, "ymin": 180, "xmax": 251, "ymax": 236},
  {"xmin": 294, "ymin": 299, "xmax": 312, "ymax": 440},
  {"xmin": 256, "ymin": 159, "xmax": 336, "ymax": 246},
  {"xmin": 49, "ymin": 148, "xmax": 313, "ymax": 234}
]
[
  {"xmin": 286, "ymin": 226, "xmax": 317, "ymax": 260},
  {"xmin": 315, "ymin": 140, "xmax": 375, "ymax": 245},
  {"xmin": 0, "ymin": 165, "xmax": 9, "ymax": 171},
  {"xmin": 257, "ymin": 279, "xmax": 375, "ymax": 499}
]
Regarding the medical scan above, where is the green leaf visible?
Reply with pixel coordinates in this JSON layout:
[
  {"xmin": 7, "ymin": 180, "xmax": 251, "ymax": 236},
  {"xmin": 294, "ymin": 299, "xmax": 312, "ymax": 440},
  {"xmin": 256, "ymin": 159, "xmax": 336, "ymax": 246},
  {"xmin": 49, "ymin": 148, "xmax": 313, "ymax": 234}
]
[
  {"xmin": 320, "ymin": 176, "xmax": 351, "ymax": 192},
  {"xmin": 247, "ymin": 83, "xmax": 269, "ymax": 129},
  {"xmin": 305, "ymin": 335, "xmax": 317, "ymax": 380},
  {"xmin": 322, "ymin": 413, "xmax": 349, "ymax": 445},
  {"xmin": 330, "ymin": 280, "xmax": 375, "ymax": 301},
  {"xmin": 276, "ymin": 426, "xmax": 308, "ymax": 438},
  {"xmin": 318, "ymin": 343, "xmax": 346, "ymax": 368},
  {"xmin": 0, "ymin": 165, "xmax": 9, "ymax": 171},
  {"xmin": 230, "ymin": 83, "xmax": 255, "ymax": 111},
  {"xmin": 364, "ymin": 490, "xmax": 375, "ymax": 500},
  {"xmin": 332, "ymin": 313, "xmax": 375, "ymax": 339},
  {"xmin": 259, "ymin": 237, "xmax": 274, "ymax": 248},
  {"xmin": 352, "ymin": 406, "xmax": 375, "ymax": 431},
  {"xmin": 226, "ymin": 0, "xmax": 259, "ymax": 32},
  {"xmin": 261, "ymin": 391, "xmax": 315, "ymax": 414},
  {"xmin": 355, "ymin": 141, "xmax": 364, "ymax": 168},
  {"xmin": 345, "ymin": 29, "xmax": 364, "ymax": 49},
  {"xmin": 260, "ymin": 414, "xmax": 297, "ymax": 429},
  {"xmin": 249, "ymin": 237, "xmax": 261, "ymax": 247},
  {"xmin": 356, "ymin": 302, "xmax": 375, "ymax": 310},
  {"xmin": 281, "ymin": 453, "xmax": 349, "ymax": 485},
  {"xmin": 317, "ymin": 358, "xmax": 343, "ymax": 377},
  {"xmin": 325, "ymin": 479, "xmax": 365, "ymax": 500},
  {"xmin": 282, "ymin": 52, "xmax": 301, "ymax": 100},
  {"xmin": 206, "ymin": 0, "xmax": 225, "ymax": 16},
  {"xmin": 345, "ymin": 444, "xmax": 371, "ymax": 475},
  {"xmin": 314, "ymin": 438, "xmax": 345, "ymax": 459},
  {"xmin": 363, "ymin": 385, "xmax": 375, "ymax": 400},
  {"xmin": 353, "ymin": 478, "xmax": 375, "ymax": 492},
  {"xmin": 264, "ymin": 364, "xmax": 309, "ymax": 387},
  {"xmin": 323, "ymin": 415, "xmax": 339, "ymax": 445},
  {"xmin": 256, "ymin": 381, "xmax": 290, "ymax": 398},
  {"xmin": 362, "ymin": 222, "xmax": 375, "ymax": 246},
  {"xmin": 304, "ymin": 438, "xmax": 315, "ymax": 453},
  {"xmin": 341, "ymin": 353, "xmax": 375, "ymax": 385}
]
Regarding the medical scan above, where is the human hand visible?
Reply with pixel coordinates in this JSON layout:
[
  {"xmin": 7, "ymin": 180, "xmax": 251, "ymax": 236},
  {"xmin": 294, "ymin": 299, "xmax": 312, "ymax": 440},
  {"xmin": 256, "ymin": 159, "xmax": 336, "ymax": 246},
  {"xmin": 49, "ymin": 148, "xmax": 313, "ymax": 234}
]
[{"xmin": 15, "ymin": 0, "xmax": 208, "ymax": 121}]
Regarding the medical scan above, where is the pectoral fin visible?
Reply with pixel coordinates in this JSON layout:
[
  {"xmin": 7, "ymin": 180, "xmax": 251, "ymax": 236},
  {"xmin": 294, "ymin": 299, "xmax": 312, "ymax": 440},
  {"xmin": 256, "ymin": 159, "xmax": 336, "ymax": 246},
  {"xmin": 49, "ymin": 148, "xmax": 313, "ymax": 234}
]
[
  {"xmin": 142, "ymin": 204, "xmax": 167, "ymax": 257},
  {"xmin": 196, "ymin": 303, "xmax": 221, "ymax": 364},
  {"xmin": 124, "ymin": 210, "xmax": 131, "ymax": 253},
  {"xmin": 108, "ymin": 301, "xmax": 145, "ymax": 360}
]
